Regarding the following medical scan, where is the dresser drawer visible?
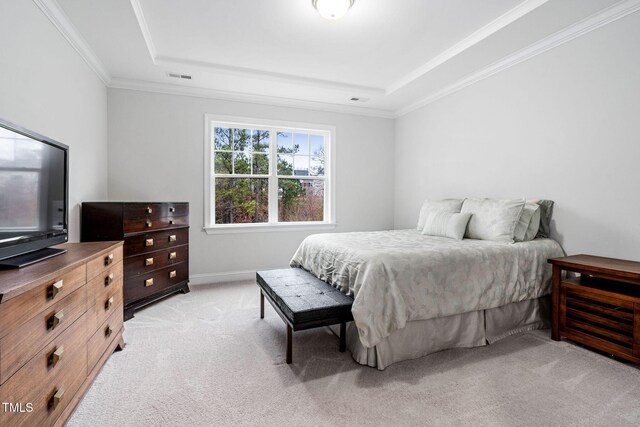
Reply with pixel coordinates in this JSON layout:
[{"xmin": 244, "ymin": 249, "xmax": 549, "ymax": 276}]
[
  {"xmin": 87, "ymin": 271, "xmax": 123, "ymax": 335},
  {"xmin": 123, "ymin": 202, "xmax": 188, "ymax": 220},
  {"xmin": 124, "ymin": 246, "xmax": 189, "ymax": 278},
  {"xmin": 86, "ymin": 260, "xmax": 123, "ymax": 302},
  {"xmin": 124, "ymin": 263, "xmax": 189, "ymax": 304},
  {"xmin": 86, "ymin": 245, "xmax": 123, "ymax": 282},
  {"xmin": 0, "ymin": 314, "xmax": 87, "ymax": 427},
  {"xmin": 0, "ymin": 264, "xmax": 86, "ymax": 339},
  {"xmin": 0, "ymin": 286, "xmax": 87, "ymax": 384},
  {"xmin": 123, "ymin": 202, "xmax": 188, "ymax": 234},
  {"xmin": 123, "ymin": 227, "xmax": 189, "ymax": 257},
  {"xmin": 87, "ymin": 304, "xmax": 123, "ymax": 372}
]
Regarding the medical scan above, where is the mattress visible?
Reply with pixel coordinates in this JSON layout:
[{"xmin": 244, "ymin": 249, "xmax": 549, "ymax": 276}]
[{"xmin": 291, "ymin": 229, "xmax": 564, "ymax": 348}]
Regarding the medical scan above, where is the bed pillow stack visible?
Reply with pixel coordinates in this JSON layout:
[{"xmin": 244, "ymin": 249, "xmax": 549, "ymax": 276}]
[
  {"xmin": 417, "ymin": 199, "xmax": 470, "ymax": 240},
  {"xmin": 417, "ymin": 197, "xmax": 554, "ymax": 242},
  {"xmin": 514, "ymin": 202, "xmax": 541, "ymax": 242},
  {"xmin": 460, "ymin": 198, "xmax": 526, "ymax": 242},
  {"xmin": 416, "ymin": 199, "xmax": 465, "ymax": 230}
]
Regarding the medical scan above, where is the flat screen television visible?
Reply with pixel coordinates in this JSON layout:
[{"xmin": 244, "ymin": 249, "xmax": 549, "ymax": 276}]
[{"xmin": 0, "ymin": 118, "xmax": 69, "ymax": 268}]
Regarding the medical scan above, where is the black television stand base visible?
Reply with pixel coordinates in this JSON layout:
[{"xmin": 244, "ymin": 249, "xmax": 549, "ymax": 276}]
[{"xmin": 0, "ymin": 247, "xmax": 67, "ymax": 269}]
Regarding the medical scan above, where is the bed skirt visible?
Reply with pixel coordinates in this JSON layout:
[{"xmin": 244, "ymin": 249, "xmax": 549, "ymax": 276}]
[{"xmin": 330, "ymin": 296, "xmax": 550, "ymax": 370}]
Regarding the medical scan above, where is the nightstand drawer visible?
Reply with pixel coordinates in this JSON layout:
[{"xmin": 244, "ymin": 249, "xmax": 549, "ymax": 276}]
[
  {"xmin": 0, "ymin": 286, "xmax": 88, "ymax": 384},
  {"xmin": 0, "ymin": 264, "xmax": 86, "ymax": 339},
  {"xmin": 124, "ymin": 246, "xmax": 189, "ymax": 277},
  {"xmin": 559, "ymin": 278, "xmax": 639, "ymax": 359},
  {"xmin": 123, "ymin": 227, "xmax": 189, "ymax": 257},
  {"xmin": 124, "ymin": 263, "xmax": 189, "ymax": 303},
  {"xmin": 0, "ymin": 314, "xmax": 88, "ymax": 427}
]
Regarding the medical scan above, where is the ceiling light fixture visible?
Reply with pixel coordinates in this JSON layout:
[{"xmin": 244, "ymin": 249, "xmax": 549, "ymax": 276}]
[{"xmin": 312, "ymin": 0, "xmax": 355, "ymax": 20}]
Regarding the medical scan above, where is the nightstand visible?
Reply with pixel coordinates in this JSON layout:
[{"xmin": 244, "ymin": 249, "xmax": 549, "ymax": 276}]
[{"xmin": 549, "ymin": 254, "xmax": 640, "ymax": 363}]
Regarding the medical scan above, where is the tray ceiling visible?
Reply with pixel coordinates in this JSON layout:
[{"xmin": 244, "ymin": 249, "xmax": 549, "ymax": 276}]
[{"xmin": 48, "ymin": 0, "xmax": 638, "ymax": 117}]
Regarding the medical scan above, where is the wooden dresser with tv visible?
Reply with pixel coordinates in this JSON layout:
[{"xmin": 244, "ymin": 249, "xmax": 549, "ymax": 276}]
[
  {"xmin": 0, "ymin": 241, "xmax": 124, "ymax": 427},
  {"xmin": 81, "ymin": 202, "xmax": 190, "ymax": 320}
]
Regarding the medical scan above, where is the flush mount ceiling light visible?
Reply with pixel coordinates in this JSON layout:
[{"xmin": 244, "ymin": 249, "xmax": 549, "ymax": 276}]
[{"xmin": 312, "ymin": 0, "xmax": 355, "ymax": 20}]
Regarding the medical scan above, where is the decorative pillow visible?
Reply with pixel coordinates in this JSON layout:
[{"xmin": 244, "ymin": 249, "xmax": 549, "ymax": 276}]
[
  {"xmin": 514, "ymin": 202, "xmax": 540, "ymax": 242},
  {"xmin": 461, "ymin": 198, "xmax": 526, "ymax": 242},
  {"xmin": 422, "ymin": 212, "xmax": 472, "ymax": 240},
  {"xmin": 529, "ymin": 199, "xmax": 554, "ymax": 238},
  {"xmin": 416, "ymin": 199, "xmax": 465, "ymax": 230},
  {"xmin": 524, "ymin": 207, "xmax": 541, "ymax": 241}
]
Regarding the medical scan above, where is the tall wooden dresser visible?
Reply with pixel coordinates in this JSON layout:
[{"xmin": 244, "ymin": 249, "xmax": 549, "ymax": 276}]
[
  {"xmin": 0, "ymin": 241, "xmax": 124, "ymax": 427},
  {"xmin": 81, "ymin": 202, "xmax": 190, "ymax": 320}
]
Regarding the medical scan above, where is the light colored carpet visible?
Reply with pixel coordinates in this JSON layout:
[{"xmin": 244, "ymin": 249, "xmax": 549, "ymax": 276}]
[{"xmin": 68, "ymin": 280, "xmax": 640, "ymax": 427}]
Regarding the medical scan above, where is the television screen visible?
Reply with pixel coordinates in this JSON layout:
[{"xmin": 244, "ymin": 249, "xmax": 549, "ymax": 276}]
[{"xmin": 0, "ymin": 122, "xmax": 68, "ymax": 263}]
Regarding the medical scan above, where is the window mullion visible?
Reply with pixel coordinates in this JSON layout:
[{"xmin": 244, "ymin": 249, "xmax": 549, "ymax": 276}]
[{"xmin": 268, "ymin": 127, "xmax": 278, "ymax": 223}]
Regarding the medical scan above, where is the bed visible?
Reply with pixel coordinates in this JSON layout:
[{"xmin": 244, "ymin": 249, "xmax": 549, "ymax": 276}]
[{"xmin": 290, "ymin": 229, "xmax": 564, "ymax": 369}]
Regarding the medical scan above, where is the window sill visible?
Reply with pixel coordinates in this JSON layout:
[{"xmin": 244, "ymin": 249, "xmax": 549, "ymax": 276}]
[{"xmin": 203, "ymin": 222, "xmax": 337, "ymax": 235}]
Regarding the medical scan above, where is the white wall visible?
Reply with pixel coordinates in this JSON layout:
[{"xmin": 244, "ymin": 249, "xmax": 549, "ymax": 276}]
[
  {"xmin": 394, "ymin": 12, "xmax": 640, "ymax": 259},
  {"xmin": 107, "ymin": 89, "xmax": 395, "ymax": 281},
  {"xmin": 0, "ymin": 0, "xmax": 108, "ymax": 242}
]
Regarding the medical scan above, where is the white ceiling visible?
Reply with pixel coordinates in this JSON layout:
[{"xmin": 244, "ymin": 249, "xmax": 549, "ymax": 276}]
[{"xmin": 48, "ymin": 0, "xmax": 639, "ymax": 117}]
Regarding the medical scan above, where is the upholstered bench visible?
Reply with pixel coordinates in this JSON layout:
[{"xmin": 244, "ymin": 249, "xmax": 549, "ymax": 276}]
[{"xmin": 256, "ymin": 268, "xmax": 354, "ymax": 364}]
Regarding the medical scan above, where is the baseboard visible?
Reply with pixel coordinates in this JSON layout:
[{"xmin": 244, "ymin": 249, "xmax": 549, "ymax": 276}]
[{"xmin": 189, "ymin": 267, "xmax": 283, "ymax": 285}]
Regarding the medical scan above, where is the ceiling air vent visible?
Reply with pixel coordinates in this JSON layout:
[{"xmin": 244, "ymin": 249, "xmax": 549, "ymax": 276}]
[{"xmin": 167, "ymin": 72, "xmax": 192, "ymax": 80}]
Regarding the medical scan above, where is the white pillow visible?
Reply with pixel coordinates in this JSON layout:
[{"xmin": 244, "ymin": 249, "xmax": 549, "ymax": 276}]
[
  {"xmin": 461, "ymin": 198, "xmax": 526, "ymax": 242},
  {"xmin": 514, "ymin": 202, "xmax": 540, "ymax": 242},
  {"xmin": 416, "ymin": 199, "xmax": 465, "ymax": 230},
  {"xmin": 422, "ymin": 211, "xmax": 472, "ymax": 240},
  {"xmin": 524, "ymin": 207, "xmax": 541, "ymax": 241}
]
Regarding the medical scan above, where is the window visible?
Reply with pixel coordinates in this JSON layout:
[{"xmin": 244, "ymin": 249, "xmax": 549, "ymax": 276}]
[{"xmin": 204, "ymin": 115, "xmax": 334, "ymax": 232}]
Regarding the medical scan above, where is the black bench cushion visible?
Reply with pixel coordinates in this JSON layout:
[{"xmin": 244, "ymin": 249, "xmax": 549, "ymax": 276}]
[{"xmin": 257, "ymin": 268, "xmax": 353, "ymax": 326}]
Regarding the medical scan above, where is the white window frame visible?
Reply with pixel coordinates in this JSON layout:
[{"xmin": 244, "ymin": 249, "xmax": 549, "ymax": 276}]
[{"xmin": 204, "ymin": 114, "xmax": 336, "ymax": 234}]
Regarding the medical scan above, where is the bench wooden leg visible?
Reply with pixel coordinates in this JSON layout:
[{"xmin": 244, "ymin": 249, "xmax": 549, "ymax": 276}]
[
  {"xmin": 286, "ymin": 325, "xmax": 293, "ymax": 364},
  {"xmin": 339, "ymin": 322, "xmax": 346, "ymax": 352},
  {"xmin": 260, "ymin": 290, "xmax": 264, "ymax": 319}
]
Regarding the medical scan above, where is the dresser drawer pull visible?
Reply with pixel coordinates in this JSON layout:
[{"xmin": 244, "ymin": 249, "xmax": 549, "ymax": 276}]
[
  {"xmin": 105, "ymin": 296, "xmax": 114, "ymax": 310},
  {"xmin": 169, "ymin": 207, "xmax": 176, "ymax": 212},
  {"xmin": 104, "ymin": 253, "xmax": 114, "ymax": 266},
  {"xmin": 105, "ymin": 325, "xmax": 113, "ymax": 338},
  {"xmin": 48, "ymin": 310, "xmax": 64, "ymax": 330},
  {"xmin": 145, "ymin": 278, "xmax": 154, "ymax": 287},
  {"xmin": 105, "ymin": 273, "xmax": 114, "ymax": 286},
  {"xmin": 169, "ymin": 252, "xmax": 177, "ymax": 260},
  {"xmin": 169, "ymin": 220, "xmax": 175, "ymax": 225},
  {"xmin": 146, "ymin": 221, "xmax": 152, "ymax": 228},
  {"xmin": 49, "ymin": 346, "xmax": 64, "ymax": 368},
  {"xmin": 169, "ymin": 234, "xmax": 177, "ymax": 242},
  {"xmin": 49, "ymin": 387, "xmax": 65, "ymax": 410},
  {"xmin": 169, "ymin": 270, "xmax": 177, "ymax": 279},
  {"xmin": 145, "ymin": 238, "xmax": 154, "ymax": 247},
  {"xmin": 146, "ymin": 206, "xmax": 153, "ymax": 214},
  {"xmin": 145, "ymin": 257, "xmax": 154, "ymax": 266},
  {"xmin": 48, "ymin": 279, "xmax": 64, "ymax": 299}
]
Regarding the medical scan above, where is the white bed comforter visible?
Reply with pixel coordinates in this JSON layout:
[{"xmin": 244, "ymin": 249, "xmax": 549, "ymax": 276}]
[{"xmin": 290, "ymin": 230, "xmax": 564, "ymax": 348}]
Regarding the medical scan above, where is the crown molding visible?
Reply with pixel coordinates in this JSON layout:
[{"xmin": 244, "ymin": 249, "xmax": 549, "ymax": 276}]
[
  {"xmin": 129, "ymin": 0, "xmax": 157, "ymax": 60},
  {"xmin": 32, "ymin": 0, "xmax": 112, "ymax": 85},
  {"xmin": 395, "ymin": 0, "xmax": 640, "ymax": 117},
  {"xmin": 154, "ymin": 56, "xmax": 385, "ymax": 96},
  {"xmin": 109, "ymin": 77, "xmax": 396, "ymax": 119},
  {"xmin": 387, "ymin": 0, "xmax": 549, "ymax": 94}
]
